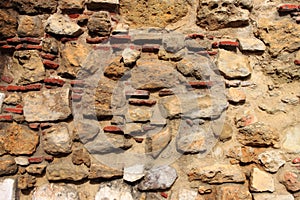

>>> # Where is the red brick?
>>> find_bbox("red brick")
[142,44,160,53]
[93,45,111,51]
[0,86,7,91]
[70,80,85,87]
[0,114,13,121]
[16,105,23,109]
[28,157,43,164]
[134,137,144,143]
[125,90,150,99]
[278,4,299,12]
[161,192,168,198]
[25,83,42,91]
[294,60,300,65]
[6,37,21,43]
[110,35,131,44]
[40,123,52,129]
[68,13,80,19]
[159,89,174,97]
[41,53,57,60]
[186,33,205,39]
[129,99,157,106]
[86,36,108,44]
[189,81,213,88]
[212,42,219,48]
[219,41,239,47]
[71,94,82,101]
[142,125,156,131]
[6,85,26,91]
[111,44,128,51]
[43,60,59,69]
[0,45,15,50]
[4,107,23,114]
[61,37,78,43]
[0,41,7,45]
[20,37,41,44]
[15,44,42,50]
[29,123,40,129]
[103,125,124,134]
[44,78,65,86]
[44,155,54,162]
[1,75,13,84]
[72,88,84,93]
[293,157,300,164]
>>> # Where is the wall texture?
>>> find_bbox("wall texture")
[0,0,299,199]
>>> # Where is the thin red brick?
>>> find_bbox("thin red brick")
[278,4,299,12]
[16,44,42,50]
[103,125,124,134]
[292,157,300,164]
[6,85,26,91]
[0,41,7,45]
[44,155,54,162]
[6,37,21,43]
[0,86,7,91]
[159,89,174,97]
[93,45,111,51]
[43,60,59,69]
[219,41,239,47]
[110,35,131,44]
[4,107,23,114]
[44,78,65,86]
[294,60,300,65]
[61,37,78,43]
[189,81,213,88]
[68,13,80,19]
[142,44,160,53]
[70,80,85,87]
[28,157,43,164]
[41,53,57,60]
[0,114,13,121]
[125,90,150,99]
[72,88,84,93]
[86,36,108,44]
[71,94,82,101]
[186,33,205,39]
[111,44,128,51]
[1,45,15,50]
[29,123,40,129]
[128,99,157,106]
[1,75,13,84]
[25,83,42,91]
[160,192,168,198]
[212,42,219,48]
[134,137,144,143]
[20,37,41,44]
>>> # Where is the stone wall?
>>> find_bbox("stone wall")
[0,0,299,199]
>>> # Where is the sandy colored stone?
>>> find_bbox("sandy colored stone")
[59,0,85,13]
[258,150,286,173]
[0,156,17,176]
[3,93,21,105]
[24,87,71,122]
[89,161,123,179]
[26,164,47,175]
[188,163,246,183]
[18,174,36,190]
[217,184,252,200]
[227,88,246,103]
[12,0,58,14]
[238,37,266,52]
[250,168,274,192]
[32,183,79,200]
[282,123,300,153]
[87,11,111,37]
[104,56,127,80]
[122,48,141,66]
[17,15,43,37]
[127,106,153,122]
[147,127,172,157]
[0,9,17,39]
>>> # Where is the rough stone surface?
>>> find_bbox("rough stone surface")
[0,156,17,176]
[162,32,185,53]
[138,165,177,190]
[17,15,44,37]
[12,0,58,14]
[127,106,153,122]
[2,123,39,155]
[42,37,59,54]
[59,0,85,13]
[188,164,246,183]
[26,164,47,175]
[282,123,300,153]
[227,88,246,103]
[0,93,5,113]
[279,164,300,192]
[45,13,83,37]
[147,127,172,157]
[217,49,252,79]
[250,168,274,192]
[122,48,141,66]
[87,11,111,37]
[8,50,45,85]
[89,161,123,179]
[253,193,294,200]
[0,9,18,39]
[217,184,252,200]
[24,87,71,122]
[32,183,80,200]
[237,122,279,147]
[123,164,145,182]
[197,0,251,30]
[95,181,134,200]
[42,123,72,155]
[238,37,266,52]
[18,174,36,190]
[46,160,89,181]
[72,146,91,167]
[14,157,29,166]
[120,0,188,28]
[104,56,127,80]
[0,178,16,200]
[258,150,286,173]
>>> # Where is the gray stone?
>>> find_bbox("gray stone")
[86,0,119,12]
[87,11,111,37]
[158,47,186,61]
[237,122,279,147]
[282,124,300,153]
[42,123,73,155]
[253,193,294,200]
[45,13,83,37]
[258,150,286,173]
[217,49,252,79]
[32,183,79,200]
[250,168,274,192]
[95,181,134,200]
[123,164,145,182]
[46,160,89,181]
[130,31,163,45]
[0,93,5,113]
[122,48,141,66]
[76,119,100,144]
[162,32,185,53]
[12,0,58,14]
[24,87,71,122]
[42,37,59,54]
[138,165,177,190]
[188,163,246,183]
[0,179,16,200]
[238,37,266,52]
[0,156,17,176]
[9,50,45,85]
[17,15,44,37]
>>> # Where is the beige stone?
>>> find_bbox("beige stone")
[250,168,274,192]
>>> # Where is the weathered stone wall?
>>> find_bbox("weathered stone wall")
[0,0,299,199]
